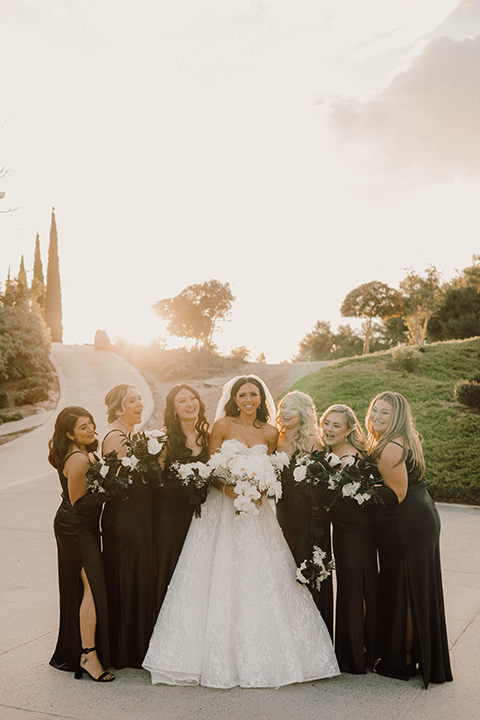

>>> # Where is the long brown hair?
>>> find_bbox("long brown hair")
[365,391,425,479]
[164,384,210,462]
[48,406,98,470]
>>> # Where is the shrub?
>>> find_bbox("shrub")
[0,305,51,381]
[18,375,50,391]
[390,345,422,373]
[15,385,49,405]
[454,379,480,409]
[0,411,23,424]
[0,389,9,408]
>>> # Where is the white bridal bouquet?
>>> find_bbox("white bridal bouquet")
[207,439,289,517]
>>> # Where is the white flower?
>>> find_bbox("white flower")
[342,454,355,466]
[99,462,109,478]
[296,561,308,584]
[312,546,326,566]
[121,455,138,469]
[355,492,372,506]
[293,465,307,482]
[147,437,163,455]
[342,481,361,498]
[325,452,341,467]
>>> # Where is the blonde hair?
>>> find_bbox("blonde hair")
[319,404,366,455]
[365,391,425,479]
[105,384,136,424]
[276,391,323,456]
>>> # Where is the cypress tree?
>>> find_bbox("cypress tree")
[45,207,63,342]
[32,233,45,312]
[16,255,29,305]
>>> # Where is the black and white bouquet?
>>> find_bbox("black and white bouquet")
[167,460,211,517]
[86,450,133,497]
[121,429,167,485]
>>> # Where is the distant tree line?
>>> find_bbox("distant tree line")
[296,257,480,360]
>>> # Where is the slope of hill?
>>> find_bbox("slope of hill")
[293,337,480,505]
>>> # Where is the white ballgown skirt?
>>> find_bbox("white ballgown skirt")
[143,486,339,688]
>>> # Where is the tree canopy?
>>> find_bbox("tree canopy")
[341,280,403,354]
[153,279,235,350]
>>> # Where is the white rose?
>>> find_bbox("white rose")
[99,463,109,478]
[293,465,307,482]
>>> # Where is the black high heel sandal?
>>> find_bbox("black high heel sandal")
[74,646,115,682]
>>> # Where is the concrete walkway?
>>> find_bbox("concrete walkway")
[0,346,479,720]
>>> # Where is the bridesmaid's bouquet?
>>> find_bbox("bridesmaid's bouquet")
[296,545,334,591]
[290,450,383,510]
[168,460,211,517]
[120,429,167,485]
[86,451,133,497]
[207,439,289,517]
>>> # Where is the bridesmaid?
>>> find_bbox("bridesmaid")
[276,391,334,638]
[101,384,156,669]
[48,406,114,682]
[319,404,377,674]
[154,384,210,615]
[365,391,453,687]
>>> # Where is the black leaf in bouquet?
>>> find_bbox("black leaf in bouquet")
[123,429,167,485]
[86,450,133,498]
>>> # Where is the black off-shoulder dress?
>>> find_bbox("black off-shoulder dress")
[50,452,110,672]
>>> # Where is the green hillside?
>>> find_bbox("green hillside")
[293,337,480,505]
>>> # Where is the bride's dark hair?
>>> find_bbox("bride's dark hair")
[164,384,210,462]
[48,406,98,470]
[224,376,269,426]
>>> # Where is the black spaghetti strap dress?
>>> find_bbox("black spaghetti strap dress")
[50,452,110,671]
[101,430,156,668]
[329,479,378,673]
[276,462,334,638]
[371,445,453,688]
[154,445,209,616]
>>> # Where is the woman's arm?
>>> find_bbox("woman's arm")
[102,429,129,458]
[64,453,90,505]
[376,442,408,503]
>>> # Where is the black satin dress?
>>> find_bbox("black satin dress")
[276,465,334,638]
[330,495,378,673]
[371,447,453,688]
[154,446,209,617]
[101,432,156,669]
[50,452,110,671]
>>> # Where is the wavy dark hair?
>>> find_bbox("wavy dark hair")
[224,376,269,426]
[164,384,210,462]
[48,406,98,470]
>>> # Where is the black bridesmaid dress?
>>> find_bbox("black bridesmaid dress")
[101,433,156,669]
[276,464,334,638]
[154,446,209,617]
[329,498,378,673]
[371,447,453,688]
[50,452,110,672]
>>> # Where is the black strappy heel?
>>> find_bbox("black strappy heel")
[74,646,115,682]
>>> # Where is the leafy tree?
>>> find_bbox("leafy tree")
[256,352,267,364]
[377,315,409,347]
[296,321,335,360]
[450,254,480,292]
[44,207,63,343]
[230,346,250,362]
[341,281,403,354]
[153,279,235,350]
[0,303,51,380]
[32,233,45,311]
[16,255,29,306]
[427,286,480,341]
[400,266,442,345]
[331,324,364,358]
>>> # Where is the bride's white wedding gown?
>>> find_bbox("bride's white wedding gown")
[143,444,339,689]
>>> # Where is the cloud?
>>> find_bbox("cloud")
[329,32,480,183]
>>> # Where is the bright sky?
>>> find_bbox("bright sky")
[1,0,479,362]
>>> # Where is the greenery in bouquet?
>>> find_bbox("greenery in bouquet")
[168,460,211,517]
[121,429,167,485]
[320,454,385,511]
[86,450,133,498]
[296,545,334,590]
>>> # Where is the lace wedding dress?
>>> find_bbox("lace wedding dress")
[143,443,339,689]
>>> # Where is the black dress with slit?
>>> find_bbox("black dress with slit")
[330,492,378,673]
[50,452,110,672]
[276,463,334,638]
[371,446,453,687]
[101,431,156,668]
[154,445,209,617]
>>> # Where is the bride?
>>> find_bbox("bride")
[143,376,339,689]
